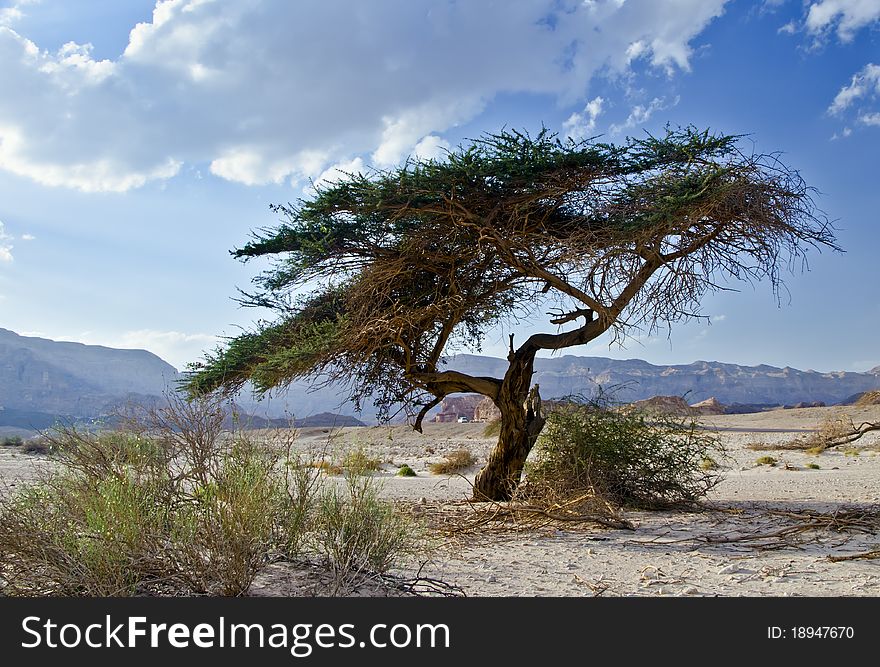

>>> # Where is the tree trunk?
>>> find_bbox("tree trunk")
[473,351,545,501]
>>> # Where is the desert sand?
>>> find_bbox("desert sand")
[3,405,879,597]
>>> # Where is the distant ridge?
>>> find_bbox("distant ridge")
[443,354,880,407]
[2,328,878,428]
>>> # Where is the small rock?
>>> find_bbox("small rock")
[678,586,699,596]
[566,563,578,570]
[487,575,497,583]
[418,496,427,505]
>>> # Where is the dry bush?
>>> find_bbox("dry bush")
[310,446,381,476]
[429,449,476,475]
[313,467,422,592]
[0,396,315,596]
[0,395,422,597]
[519,398,725,510]
[341,447,382,473]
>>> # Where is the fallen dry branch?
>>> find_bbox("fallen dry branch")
[698,506,880,551]
[745,440,816,451]
[820,421,880,449]
[827,550,880,562]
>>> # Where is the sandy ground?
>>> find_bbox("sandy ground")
[3,405,879,596]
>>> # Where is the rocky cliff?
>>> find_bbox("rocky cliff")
[443,354,880,406]
[0,328,178,417]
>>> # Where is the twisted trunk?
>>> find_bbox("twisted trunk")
[473,349,545,501]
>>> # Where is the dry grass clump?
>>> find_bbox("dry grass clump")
[429,448,476,475]
[310,446,382,476]
[482,419,501,438]
[518,397,725,512]
[311,460,344,475]
[0,393,421,597]
[755,455,778,466]
[341,447,382,472]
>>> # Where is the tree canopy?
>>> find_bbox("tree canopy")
[187,126,837,499]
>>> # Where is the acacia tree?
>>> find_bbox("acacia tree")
[186,127,837,501]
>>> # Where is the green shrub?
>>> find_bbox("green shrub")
[806,462,821,470]
[313,467,420,591]
[1,435,23,447]
[755,456,778,466]
[0,395,418,597]
[396,464,417,477]
[522,399,725,509]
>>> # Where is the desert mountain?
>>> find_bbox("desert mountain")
[0,328,363,430]
[0,327,178,417]
[2,328,878,428]
[443,354,880,407]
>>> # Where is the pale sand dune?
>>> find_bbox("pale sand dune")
[2,405,879,596]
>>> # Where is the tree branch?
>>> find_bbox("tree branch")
[406,370,502,401]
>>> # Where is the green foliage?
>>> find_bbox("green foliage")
[1,435,23,447]
[806,462,821,470]
[313,467,421,590]
[524,399,725,508]
[186,124,836,431]
[396,464,417,477]
[0,398,421,597]
[755,456,778,466]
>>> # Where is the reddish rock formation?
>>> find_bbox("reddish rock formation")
[690,396,726,415]
[474,396,501,422]
[433,394,484,422]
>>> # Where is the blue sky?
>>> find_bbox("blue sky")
[0,0,877,373]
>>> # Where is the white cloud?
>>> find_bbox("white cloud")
[829,63,880,114]
[610,96,679,134]
[805,0,880,42]
[412,135,451,162]
[828,63,880,130]
[65,329,219,370]
[563,96,605,141]
[0,220,13,262]
[0,0,729,192]
[20,233,34,240]
[311,157,366,191]
[0,0,38,27]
